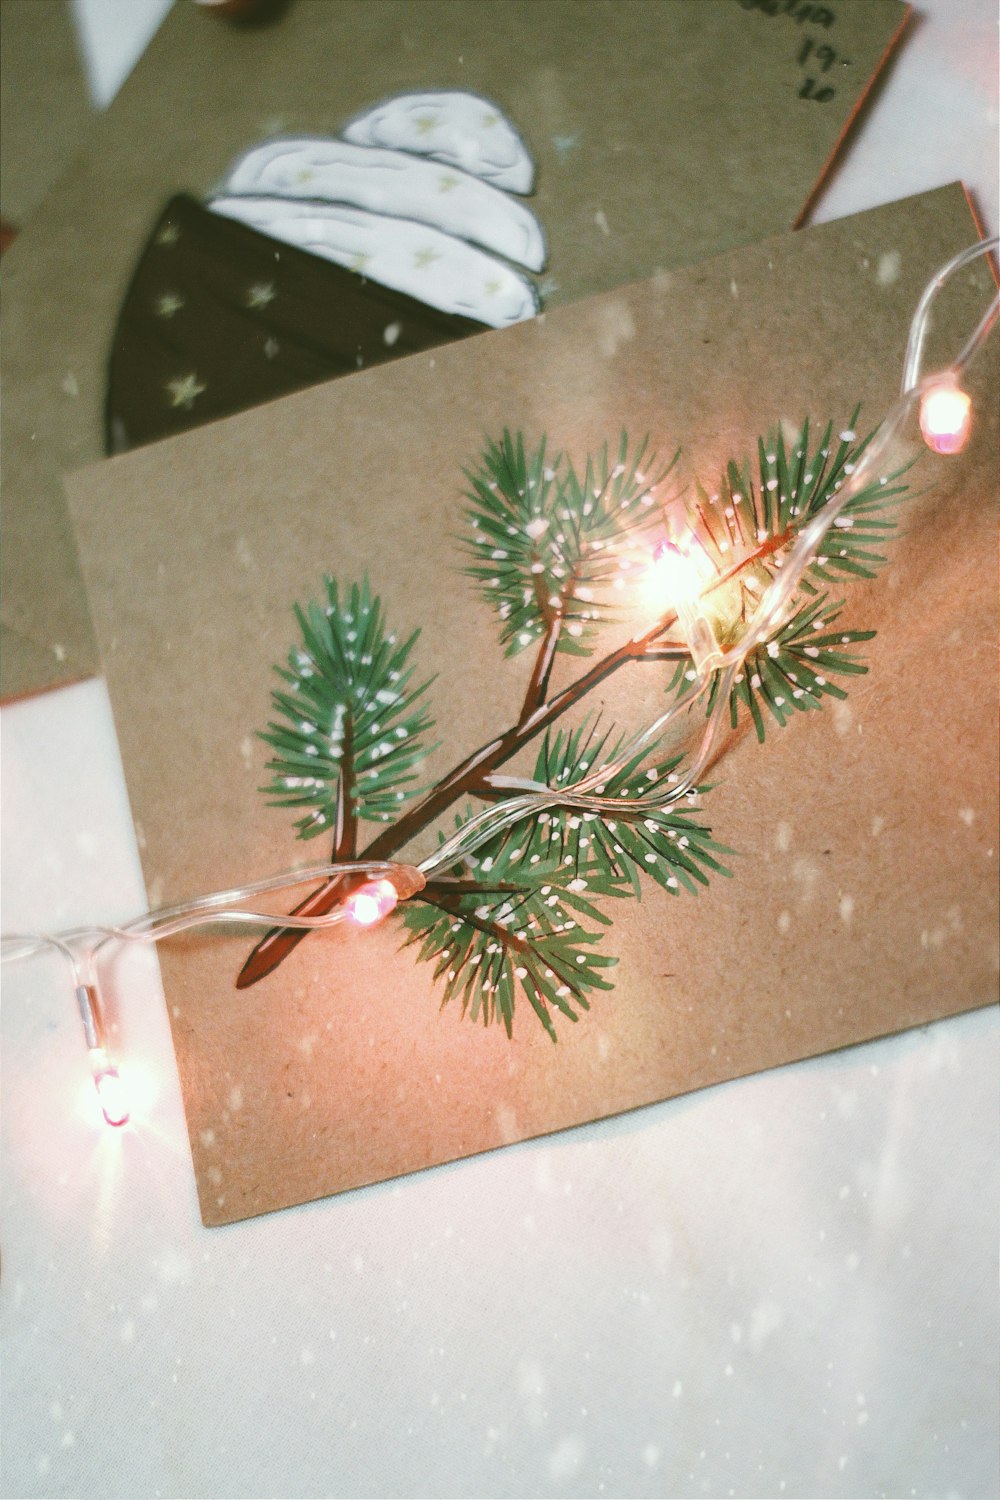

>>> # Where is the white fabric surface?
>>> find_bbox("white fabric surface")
[2,3,998,1497]
[69,0,174,110]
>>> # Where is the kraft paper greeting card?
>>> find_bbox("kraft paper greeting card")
[67,185,997,1225]
[3,0,909,700]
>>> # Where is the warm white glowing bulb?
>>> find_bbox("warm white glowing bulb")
[649,539,724,675]
[89,1050,130,1127]
[345,878,399,928]
[652,540,704,610]
[919,381,972,455]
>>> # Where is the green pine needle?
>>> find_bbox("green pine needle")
[666,415,914,745]
[400,814,619,1041]
[461,429,677,660]
[259,577,436,839]
[708,411,913,594]
[481,719,733,898]
[398,715,732,1039]
[708,594,875,743]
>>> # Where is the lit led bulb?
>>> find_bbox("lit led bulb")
[88,1049,130,1127]
[651,539,724,676]
[653,540,704,610]
[345,878,399,928]
[919,379,972,455]
[75,981,130,1127]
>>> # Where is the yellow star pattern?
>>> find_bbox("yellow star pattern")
[246,282,276,309]
[155,223,180,247]
[413,247,441,269]
[414,114,438,135]
[294,168,315,184]
[437,173,461,193]
[349,252,372,273]
[484,278,502,297]
[481,112,499,128]
[166,373,206,411]
[154,291,185,318]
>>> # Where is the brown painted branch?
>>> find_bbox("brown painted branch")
[236,621,672,987]
[639,643,689,660]
[413,892,533,954]
[518,570,563,725]
[236,526,792,988]
[420,877,525,897]
[234,866,365,987]
[716,527,792,587]
[463,781,528,802]
[332,712,356,861]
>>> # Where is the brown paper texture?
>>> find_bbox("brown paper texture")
[2,0,909,701]
[67,185,998,1226]
[0,0,93,229]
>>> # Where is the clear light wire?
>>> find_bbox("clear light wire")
[901,236,999,392]
[1,860,424,1121]
[1,859,421,971]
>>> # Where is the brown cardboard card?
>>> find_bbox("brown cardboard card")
[66,185,998,1226]
[2,0,910,700]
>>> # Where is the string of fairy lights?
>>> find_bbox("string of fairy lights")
[3,236,997,1127]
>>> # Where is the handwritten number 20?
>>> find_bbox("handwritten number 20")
[799,76,835,101]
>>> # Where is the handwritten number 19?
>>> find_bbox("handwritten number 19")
[798,37,837,70]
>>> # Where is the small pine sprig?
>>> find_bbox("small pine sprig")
[259,578,436,847]
[462,429,676,662]
[480,719,732,900]
[399,720,730,1040]
[698,410,912,598]
[663,414,914,744]
[401,811,620,1040]
[711,595,875,741]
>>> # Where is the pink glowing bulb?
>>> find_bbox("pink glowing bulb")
[919,382,972,455]
[345,878,399,928]
[89,1053,130,1127]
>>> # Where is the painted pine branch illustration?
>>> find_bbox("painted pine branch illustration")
[238,419,911,1038]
